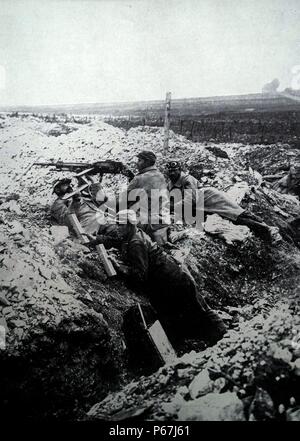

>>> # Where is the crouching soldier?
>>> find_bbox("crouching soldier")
[50,178,110,235]
[89,210,227,346]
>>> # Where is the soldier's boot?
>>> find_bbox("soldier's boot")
[235,212,281,244]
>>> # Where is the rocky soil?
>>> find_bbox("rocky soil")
[0,112,300,420]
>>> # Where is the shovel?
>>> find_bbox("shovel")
[137,303,177,365]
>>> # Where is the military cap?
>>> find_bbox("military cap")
[137,150,156,163]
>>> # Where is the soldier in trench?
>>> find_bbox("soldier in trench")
[50,178,112,235]
[165,160,282,243]
[271,163,300,244]
[119,150,170,245]
[88,209,227,346]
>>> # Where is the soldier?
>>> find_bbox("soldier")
[121,150,170,245]
[271,164,300,246]
[272,163,300,198]
[166,161,281,243]
[90,210,227,346]
[50,178,110,235]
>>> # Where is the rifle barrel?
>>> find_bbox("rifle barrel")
[34,162,57,166]
[34,162,89,168]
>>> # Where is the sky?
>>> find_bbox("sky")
[0,0,300,106]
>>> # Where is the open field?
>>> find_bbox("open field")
[2,92,300,145]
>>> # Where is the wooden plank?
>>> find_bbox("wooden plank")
[61,184,89,200]
[96,244,117,277]
[67,213,89,243]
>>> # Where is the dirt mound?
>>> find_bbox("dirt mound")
[0,197,141,419]
[87,302,300,421]
[238,143,300,176]
[1,114,300,420]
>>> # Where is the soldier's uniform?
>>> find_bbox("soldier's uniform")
[166,165,281,243]
[51,183,109,235]
[272,173,300,198]
[167,171,244,221]
[99,226,227,345]
[125,165,170,244]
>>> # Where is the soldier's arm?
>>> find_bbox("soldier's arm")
[119,175,142,210]
[50,199,72,225]
[87,234,117,249]
[127,175,140,193]
[182,176,199,206]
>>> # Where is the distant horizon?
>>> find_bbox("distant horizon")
[0,90,287,109]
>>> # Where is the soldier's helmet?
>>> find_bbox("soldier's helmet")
[52,178,72,194]
[165,160,182,171]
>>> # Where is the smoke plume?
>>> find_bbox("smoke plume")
[262,78,280,94]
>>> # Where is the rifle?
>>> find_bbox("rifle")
[34,159,134,179]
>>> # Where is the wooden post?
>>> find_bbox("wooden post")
[163,92,171,155]
[190,121,195,140]
[67,213,89,244]
[67,213,117,277]
[260,124,265,143]
[213,125,217,139]
[180,119,184,134]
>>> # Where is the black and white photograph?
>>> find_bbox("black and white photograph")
[0,0,300,427]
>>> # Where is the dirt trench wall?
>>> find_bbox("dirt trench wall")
[0,200,135,419]
[176,231,299,312]
[1,115,300,421]
[0,312,116,420]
